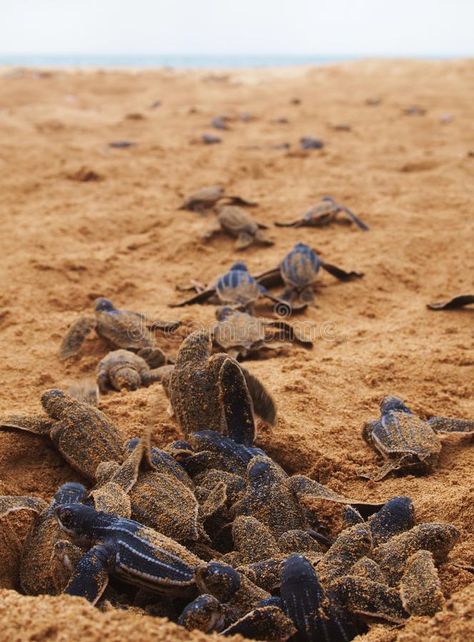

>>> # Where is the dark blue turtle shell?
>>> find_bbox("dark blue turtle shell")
[280,243,321,288]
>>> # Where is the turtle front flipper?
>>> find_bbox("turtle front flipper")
[51,540,85,593]
[147,319,181,333]
[287,475,384,513]
[235,232,254,250]
[240,367,277,427]
[255,267,284,290]
[137,347,167,369]
[427,416,474,433]
[64,542,113,604]
[427,295,474,310]
[0,414,55,435]
[320,260,364,281]
[222,605,296,640]
[266,320,313,347]
[225,195,258,208]
[0,495,48,518]
[141,365,175,387]
[342,206,370,231]
[359,460,405,482]
[59,316,97,360]
[254,230,274,247]
[274,219,304,228]
[219,358,256,446]
[170,288,217,308]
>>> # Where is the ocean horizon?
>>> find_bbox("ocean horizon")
[0,53,463,69]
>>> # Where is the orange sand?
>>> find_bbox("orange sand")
[0,59,473,641]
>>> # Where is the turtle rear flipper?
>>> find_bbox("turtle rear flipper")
[427,295,474,310]
[320,260,364,281]
[241,367,277,427]
[254,229,274,247]
[64,543,112,604]
[358,460,404,482]
[427,416,474,433]
[59,316,97,360]
[342,206,370,231]
[222,605,296,640]
[0,414,55,435]
[219,358,256,446]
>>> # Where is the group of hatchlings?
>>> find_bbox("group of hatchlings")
[0,186,473,642]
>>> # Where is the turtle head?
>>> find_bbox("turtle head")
[41,389,70,418]
[247,455,283,486]
[94,297,116,313]
[53,482,88,507]
[54,503,103,545]
[113,367,141,391]
[195,562,241,601]
[229,262,248,272]
[215,306,235,322]
[380,396,412,415]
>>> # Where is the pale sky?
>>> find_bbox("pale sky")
[0,0,472,57]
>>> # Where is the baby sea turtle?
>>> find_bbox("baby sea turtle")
[165,330,276,445]
[362,396,474,480]
[169,430,267,478]
[171,262,290,312]
[97,349,173,392]
[231,456,383,539]
[280,554,364,642]
[253,243,363,306]
[59,297,179,362]
[178,185,257,212]
[212,306,312,360]
[275,196,369,231]
[0,482,87,595]
[427,294,474,310]
[0,389,124,481]
[55,503,204,603]
[203,206,274,250]
[93,432,203,543]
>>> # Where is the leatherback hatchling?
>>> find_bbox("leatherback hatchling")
[97,349,172,392]
[275,196,369,231]
[203,206,274,249]
[178,185,257,213]
[362,396,474,480]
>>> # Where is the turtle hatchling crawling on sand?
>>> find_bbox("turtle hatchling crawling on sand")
[255,242,363,306]
[171,262,289,313]
[97,349,173,392]
[212,306,313,360]
[178,185,257,213]
[203,206,274,249]
[163,330,276,445]
[362,396,474,480]
[59,297,180,364]
[275,196,369,231]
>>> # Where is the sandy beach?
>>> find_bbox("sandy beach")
[0,59,473,641]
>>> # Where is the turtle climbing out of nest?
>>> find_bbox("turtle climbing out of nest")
[0,389,125,481]
[275,196,369,231]
[253,242,363,307]
[361,396,474,480]
[55,503,205,604]
[203,206,274,250]
[59,297,180,366]
[171,262,291,313]
[178,185,257,213]
[427,294,474,310]
[161,330,277,446]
